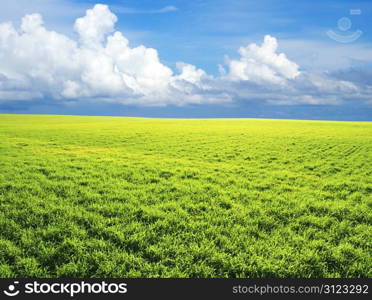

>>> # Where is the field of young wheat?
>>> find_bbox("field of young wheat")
[0,114,371,277]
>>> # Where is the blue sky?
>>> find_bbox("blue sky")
[0,0,371,120]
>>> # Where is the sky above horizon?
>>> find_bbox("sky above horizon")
[0,0,371,120]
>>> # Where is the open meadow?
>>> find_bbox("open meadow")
[0,114,371,277]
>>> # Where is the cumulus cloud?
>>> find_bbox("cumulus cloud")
[217,35,369,106]
[74,4,117,46]
[0,4,369,107]
[225,35,300,85]
[0,4,225,106]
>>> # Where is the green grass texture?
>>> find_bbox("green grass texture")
[0,114,371,278]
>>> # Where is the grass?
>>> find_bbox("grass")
[0,114,371,278]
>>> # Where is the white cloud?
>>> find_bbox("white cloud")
[226,35,300,85]
[174,62,208,86]
[266,95,342,106]
[0,4,223,106]
[216,35,367,106]
[0,4,369,107]
[74,4,117,47]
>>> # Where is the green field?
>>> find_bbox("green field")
[0,114,371,278]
